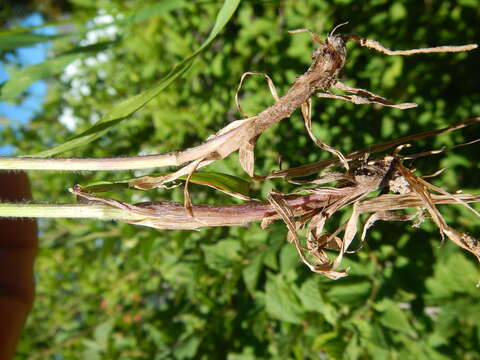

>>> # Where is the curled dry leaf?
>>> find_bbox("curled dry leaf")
[301,97,349,170]
[62,29,479,279]
[71,149,480,277]
[394,160,480,259]
[235,71,280,118]
[267,117,480,180]
[318,81,418,109]
[239,136,258,178]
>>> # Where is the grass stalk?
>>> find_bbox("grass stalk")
[0,202,144,221]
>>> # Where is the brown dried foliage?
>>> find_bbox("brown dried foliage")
[72,27,479,278]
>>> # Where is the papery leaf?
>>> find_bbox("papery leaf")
[239,136,257,177]
[302,97,349,169]
[183,158,204,217]
[235,71,279,117]
[268,117,480,179]
[323,80,417,109]
[361,211,416,242]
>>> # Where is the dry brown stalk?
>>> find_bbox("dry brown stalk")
[7,26,479,278]
[70,180,480,230]
[129,30,477,187]
[71,150,480,279]
[70,27,478,278]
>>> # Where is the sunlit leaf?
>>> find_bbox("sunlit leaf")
[374,299,416,337]
[327,281,371,305]
[426,253,480,299]
[93,319,114,350]
[265,273,303,324]
[126,0,187,24]
[83,171,252,200]
[242,251,264,294]
[201,239,242,271]
[312,332,346,360]
[0,33,63,51]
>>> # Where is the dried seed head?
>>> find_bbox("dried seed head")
[326,33,347,59]
[388,173,411,194]
[327,22,349,59]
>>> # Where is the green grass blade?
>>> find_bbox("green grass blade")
[180,171,252,200]
[31,0,241,158]
[125,0,187,24]
[0,33,64,51]
[31,59,193,158]
[0,1,187,40]
[190,0,241,57]
[0,1,187,51]
[0,54,78,101]
[0,18,76,37]
[0,40,116,102]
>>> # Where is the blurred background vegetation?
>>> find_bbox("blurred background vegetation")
[1,0,479,359]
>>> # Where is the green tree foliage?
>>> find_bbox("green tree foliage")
[1,0,479,358]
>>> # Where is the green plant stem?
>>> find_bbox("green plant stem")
[0,154,178,171]
[0,203,145,221]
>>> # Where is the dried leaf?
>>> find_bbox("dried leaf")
[360,211,417,244]
[235,72,280,118]
[183,158,204,217]
[346,34,478,55]
[330,203,360,270]
[396,162,448,239]
[358,193,480,213]
[302,98,349,169]
[288,28,323,44]
[322,81,417,109]
[268,117,479,180]
[416,175,480,218]
[239,136,258,177]
[267,191,322,274]
[443,227,480,261]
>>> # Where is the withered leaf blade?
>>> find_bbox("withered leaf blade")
[396,161,448,238]
[361,211,417,243]
[318,84,417,109]
[235,71,280,118]
[301,98,349,170]
[239,136,258,178]
[347,34,478,56]
[183,158,205,218]
[268,117,479,180]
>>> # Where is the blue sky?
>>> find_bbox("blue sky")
[0,13,54,155]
